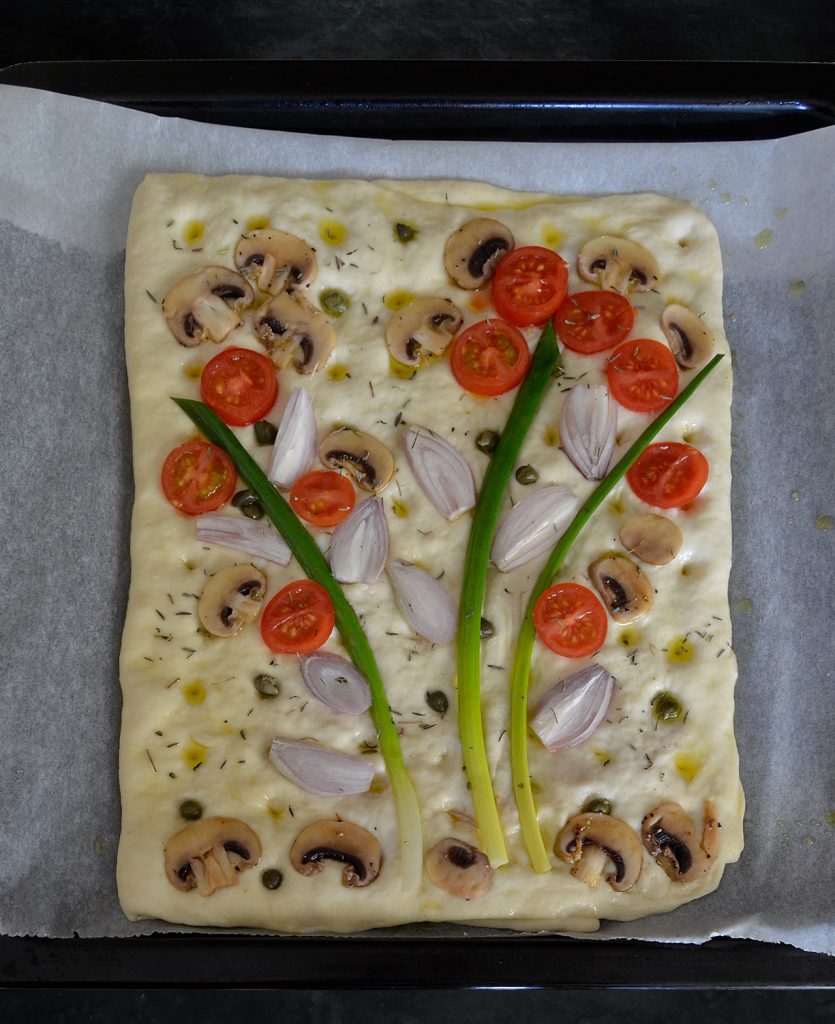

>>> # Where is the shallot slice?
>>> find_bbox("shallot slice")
[530,664,616,752]
[195,513,291,565]
[269,737,374,797]
[559,383,618,480]
[491,485,579,572]
[329,497,389,584]
[402,425,476,520]
[388,560,457,644]
[268,387,317,489]
[298,652,373,715]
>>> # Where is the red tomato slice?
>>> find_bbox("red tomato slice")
[450,318,531,396]
[533,582,608,659]
[606,338,679,413]
[290,470,356,527]
[200,346,278,427]
[260,579,335,654]
[554,291,635,354]
[161,440,237,516]
[492,246,569,326]
[627,442,709,509]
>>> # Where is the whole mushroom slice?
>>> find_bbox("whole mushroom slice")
[588,554,654,623]
[661,304,715,370]
[426,838,493,900]
[319,428,395,493]
[162,266,254,347]
[234,228,317,295]
[555,812,643,892]
[164,817,262,896]
[385,297,464,367]
[198,564,267,637]
[619,513,683,566]
[641,801,720,883]
[443,217,515,289]
[577,236,659,294]
[254,291,335,374]
[290,819,382,887]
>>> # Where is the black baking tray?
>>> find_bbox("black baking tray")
[0,59,833,991]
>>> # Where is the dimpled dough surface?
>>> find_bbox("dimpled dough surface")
[118,173,743,933]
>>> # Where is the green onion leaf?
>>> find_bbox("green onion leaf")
[510,353,725,872]
[457,322,561,867]
[172,397,423,888]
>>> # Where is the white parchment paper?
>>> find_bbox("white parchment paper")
[0,84,832,954]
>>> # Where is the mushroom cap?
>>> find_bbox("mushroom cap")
[426,838,493,900]
[577,236,659,294]
[641,801,719,883]
[197,564,267,637]
[319,428,395,493]
[588,553,654,623]
[443,217,515,289]
[234,228,317,295]
[385,297,464,367]
[289,818,382,887]
[164,817,262,896]
[254,291,335,374]
[555,812,643,892]
[162,266,254,347]
[618,513,683,566]
[661,304,715,370]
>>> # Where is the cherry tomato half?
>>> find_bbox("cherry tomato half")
[450,318,532,396]
[200,346,279,427]
[290,470,356,527]
[161,439,237,516]
[627,442,709,509]
[606,338,679,413]
[533,582,608,659]
[554,291,635,354]
[492,246,569,327]
[260,579,335,654]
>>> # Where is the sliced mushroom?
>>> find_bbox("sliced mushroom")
[555,812,643,892]
[198,564,267,637]
[234,228,317,295]
[619,513,683,565]
[641,801,720,883]
[588,554,654,623]
[254,291,335,374]
[319,428,395,493]
[443,218,515,289]
[385,297,464,367]
[162,266,254,347]
[164,817,261,896]
[426,838,493,900]
[290,819,381,887]
[661,304,715,369]
[577,236,659,294]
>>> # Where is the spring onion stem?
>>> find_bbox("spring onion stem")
[510,353,725,872]
[173,397,423,889]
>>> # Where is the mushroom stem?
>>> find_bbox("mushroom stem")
[193,294,242,342]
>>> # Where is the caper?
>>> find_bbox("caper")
[254,673,281,698]
[515,464,539,485]
[179,799,203,821]
[232,489,265,520]
[426,689,449,714]
[651,691,685,723]
[394,221,418,243]
[476,429,500,455]
[320,287,351,318]
[261,868,284,890]
[480,617,495,640]
[582,797,612,815]
[254,420,278,446]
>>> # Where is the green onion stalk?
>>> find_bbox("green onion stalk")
[457,322,561,868]
[173,398,424,889]
[509,353,725,872]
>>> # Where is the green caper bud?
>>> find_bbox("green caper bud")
[261,868,284,890]
[254,420,278,446]
[515,464,539,485]
[232,489,264,520]
[651,691,685,723]
[394,221,418,243]
[476,429,500,455]
[479,617,495,640]
[320,287,351,317]
[582,797,612,815]
[254,673,281,698]
[179,799,203,821]
[426,689,449,714]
